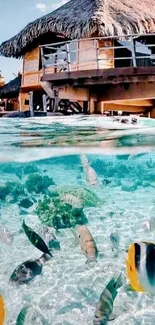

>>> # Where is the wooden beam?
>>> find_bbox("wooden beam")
[97,82,155,102]
[41,66,155,84]
[110,99,153,107]
[103,103,150,113]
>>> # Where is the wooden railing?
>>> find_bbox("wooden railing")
[40,34,155,75]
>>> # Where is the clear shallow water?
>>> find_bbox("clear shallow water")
[1,116,155,324]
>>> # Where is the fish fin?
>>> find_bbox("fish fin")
[0,295,6,325]
[16,304,31,325]
[70,228,80,247]
[109,308,120,321]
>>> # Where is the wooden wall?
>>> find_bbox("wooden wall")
[19,92,30,111]
[22,47,41,88]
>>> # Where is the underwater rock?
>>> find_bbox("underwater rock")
[0,181,25,202]
[121,180,138,192]
[25,174,55,194]
[23,164,39,175]
[19,198,34,209]
[49,185,102,208]
[36,196,88,229]
[143,181,151,188]
[0,184,10,200]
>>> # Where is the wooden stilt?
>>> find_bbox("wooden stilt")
[29,91,34,117]
[150,107,155,118]
[42,94,47,113]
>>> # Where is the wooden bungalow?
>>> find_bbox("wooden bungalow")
[0,74,21,113]
[1,0,155,116]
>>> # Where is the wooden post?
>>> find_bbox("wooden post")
[150,107,155,118]
[131,37,137,67]
[19,92,22,111]
[42,94,47,113]
[40,47,45,75]
[95,39,99,70]
[66,43,71,72]
[89,99,95,114]
[83,101,89,114]
[29,91,34,117]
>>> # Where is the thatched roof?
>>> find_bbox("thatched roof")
[0,75,21,98]
[1,0,155,58]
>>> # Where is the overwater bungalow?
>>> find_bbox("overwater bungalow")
[1,0,155,116]
[0,74,21,114]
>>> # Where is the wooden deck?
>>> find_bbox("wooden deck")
[41,66,155,86]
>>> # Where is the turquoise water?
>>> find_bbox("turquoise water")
[1,116,155,324]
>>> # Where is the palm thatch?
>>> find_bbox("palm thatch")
[0,75,21,98]
[1,0,155,58]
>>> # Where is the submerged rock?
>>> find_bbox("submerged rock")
[36,196,88,229]
[0,181,25,202]
[121,180,138,192]
[25,174,55,194]
[23,164,39,175]
[19,198,34,209]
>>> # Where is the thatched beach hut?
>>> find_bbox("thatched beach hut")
[0,74,21,111]
[1,0,155,116]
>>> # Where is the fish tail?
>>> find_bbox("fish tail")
[39,253,52,264]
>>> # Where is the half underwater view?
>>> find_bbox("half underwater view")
[1,115,155,325]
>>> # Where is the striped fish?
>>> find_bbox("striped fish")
[16,304,31,325]
[80,154,98,186]
[61,194,82,208]
[93,273,123,325]
[126,241,155,293]
[85,165,98,186]
[16,304,49,325]
[80,154,89,169]
[0,226,14,245]
[75,225,98,263]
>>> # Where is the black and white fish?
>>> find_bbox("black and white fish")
[93,273,123,325]
[10,254,50,285]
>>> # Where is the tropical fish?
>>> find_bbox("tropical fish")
[0,295,6,325]
[16,304,49,325]
[80,154,98,186]
[85,165,98,186]
[22,220,52,257]
[75,225,98,263]
[16,304,31,325]
[10,254,50,285]
[126,241,155,293]
[0,226,14,245]
[60,193,82,208]
[93,273,123,325]
[110,231,120,252]
[80,154,89,169]
[39,225,60,250]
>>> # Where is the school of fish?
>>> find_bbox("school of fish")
[1,155,155,324]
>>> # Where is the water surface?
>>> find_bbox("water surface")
[0,116,155,324]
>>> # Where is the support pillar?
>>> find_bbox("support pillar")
[150,107,155,118]
[96,102,104,114]
[29,91,34,117]
[42,94,47,113]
